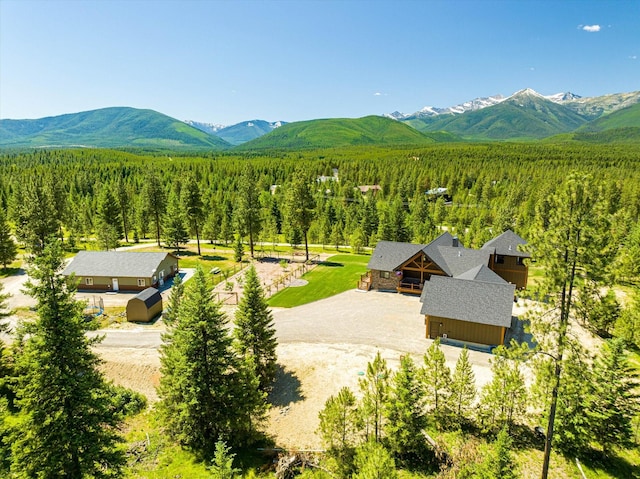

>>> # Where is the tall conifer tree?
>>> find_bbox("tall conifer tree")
[11,239,124,477]
[233,265,277,391]
[158,266,265,452]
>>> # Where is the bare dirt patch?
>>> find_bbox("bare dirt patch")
[96,342,405,449]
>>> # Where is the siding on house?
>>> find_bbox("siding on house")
[64,251,179,292]
[425,315,506,346]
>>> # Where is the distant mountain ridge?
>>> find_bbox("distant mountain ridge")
[0,107,231,150]
[234,115,455,150]
[1,88,639,150]
[390,88,639,121]
[400,88,640,141]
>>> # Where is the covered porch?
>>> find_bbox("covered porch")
[396,251,445,295]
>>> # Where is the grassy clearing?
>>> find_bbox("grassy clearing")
[123,411,273,478]
[267,254,369,308]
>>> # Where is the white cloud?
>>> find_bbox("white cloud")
[373,92,382,96]
[630,55,638,60]
[582,24,601,32]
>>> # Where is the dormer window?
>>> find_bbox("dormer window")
[496,255,505,264]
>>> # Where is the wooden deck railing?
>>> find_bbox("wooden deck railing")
[397,281,423,294]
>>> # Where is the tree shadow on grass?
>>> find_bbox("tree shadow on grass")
[319,261,344,268]
[267,364,305,407]
[576,449,640,479]
[200,255,226,262]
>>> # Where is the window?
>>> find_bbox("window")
[85,278,93,286]
[517,257,525,266]
[137,279,146,287]
[495,255,505,264]
[380,271,390,279]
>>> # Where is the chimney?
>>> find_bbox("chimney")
[452,236,459,247]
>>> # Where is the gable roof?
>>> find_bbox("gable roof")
[131,287,162,307]
[368,241,425,271]
[419,275,515,328]
[482,230,530,258]
[63,251,175,278]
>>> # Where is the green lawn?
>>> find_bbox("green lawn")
[267,254,370,308]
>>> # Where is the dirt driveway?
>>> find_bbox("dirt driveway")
[97,288,497,449]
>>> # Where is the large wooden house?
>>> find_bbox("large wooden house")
[63,251,179,292]
[360,230,529,346]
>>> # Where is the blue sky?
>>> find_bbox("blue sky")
[1,0,638,125]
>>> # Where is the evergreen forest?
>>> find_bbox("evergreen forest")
[0,142,639,478]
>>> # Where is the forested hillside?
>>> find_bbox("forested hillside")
[235,116,456,150]
[0,107,231,150]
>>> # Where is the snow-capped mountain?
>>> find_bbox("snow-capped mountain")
[546,91,582,103]
[184,120,226,134]
[393,89,590,120]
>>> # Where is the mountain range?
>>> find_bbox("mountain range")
[1,88,639,150]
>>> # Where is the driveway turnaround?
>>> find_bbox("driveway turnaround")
[271,289,493,370]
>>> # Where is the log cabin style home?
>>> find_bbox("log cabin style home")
[360,230,529,346]
[63,251,179,292]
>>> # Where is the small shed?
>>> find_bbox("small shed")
[126,287,163,322]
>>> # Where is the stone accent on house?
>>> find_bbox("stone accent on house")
[370,269,400,291]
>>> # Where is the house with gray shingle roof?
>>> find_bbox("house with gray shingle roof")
[482,230,530,289]
[420,272,515,346]
[360,230,529,346]
[63,251,179,292]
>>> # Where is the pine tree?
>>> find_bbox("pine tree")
[10,239,125,477]
[143,171,166,247]
[409,194,436,244]
[95,186,122,250]
[529,173,612,479]
[478,427,519,479]
[389,198,409,242]
[284,169,315,261]
[116,178,131,243]
[209,441,240,479]
[158,266,264,452]
[11,177,60,252]
[319,386,360,476]
[421,339,452,426]
[163,189,189,252]
[163,272,184,325]
[0,207,17,269]
[235,166,262,258]
[479,345,527,433]
[588,338,639,454]
[359,352,389,442]
[384,354,427,462]
[234,233,244,262]
[182,175,204,255]
[353,440,398,479]
[449,347,476,427]
[234,265,278,391]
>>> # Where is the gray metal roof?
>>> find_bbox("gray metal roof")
[482,230,530,258]
[132,287,162,308]
[419,275,515,327]
[63,251,174,278]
